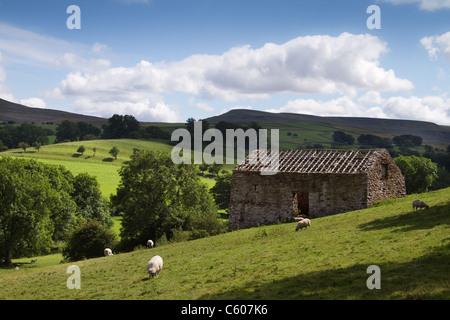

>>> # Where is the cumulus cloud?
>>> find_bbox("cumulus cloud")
[266,93,450,124]
[19,97,47,109]
[421,32,450,60]
[49,32,413,121]
[71,94,182,123]
[382,0,450,10]
[52,33,414,100]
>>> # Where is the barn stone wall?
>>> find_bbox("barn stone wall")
[229,148,406,231]
[229,171,368,230]
[366,150,406,205]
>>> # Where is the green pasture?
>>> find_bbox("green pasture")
[1,187,448,300]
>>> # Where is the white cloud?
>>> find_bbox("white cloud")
[92,43,108,54]
[266,93,450,124]
[49,33,413,121]
[19,97,46,109]
[0,52,5,83]
[383,95,450,123]
[382,0,450,10]
[72,94,182,122]
[421,32,450,60]
[195,102,214,112]
[0,23,111,73]
[358,90,385,105]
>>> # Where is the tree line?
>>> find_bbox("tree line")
[0,150,229,264]
[0,158,110,266]
[0,114,171,151]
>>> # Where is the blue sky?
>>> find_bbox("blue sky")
[1,0,450,124]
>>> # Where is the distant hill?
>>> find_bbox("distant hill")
[206,109,450,146]
[0,98,107,127]
[2,98,449,146]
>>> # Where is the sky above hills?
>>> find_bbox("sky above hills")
[1,0,450,124]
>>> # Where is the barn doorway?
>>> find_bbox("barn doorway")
[293,192,309,217]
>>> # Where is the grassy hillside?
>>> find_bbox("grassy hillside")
[0,98,107,127]
[2,139,177,197]
[207,109,450,146]
[1,188,448,300]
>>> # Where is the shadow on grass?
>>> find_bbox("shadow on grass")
[359,203,450,233]
[102,157,114,162]
[72,153,82,158]
[199,242,450,300]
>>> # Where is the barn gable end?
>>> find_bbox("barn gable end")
[229,148,406,230]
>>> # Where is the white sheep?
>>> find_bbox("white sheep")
[147,240,154,248]
[295,218,311,231]
[412,200,429,211]
[104,248,113,256]
[147,255,163,279]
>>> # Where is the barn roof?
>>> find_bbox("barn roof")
[234,148,388,174]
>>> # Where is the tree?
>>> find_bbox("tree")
[394,155,438,194]
[71,173,112,227]
[109,146,120,160]
[62,220,117,261]
[199,162,209,175]
[357,134,392,148]
[113,150,223,251]
[393,135,422,147]
[210,172,232,210]
[207,163,223,178]
[0,158,77,265]
[77,145,86,155]
[56,120,79,142]
[332,131,355,145]
[33,141,41,152]
[101,114,140,139]
[18,141,30,153]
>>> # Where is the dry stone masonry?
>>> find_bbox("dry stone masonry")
[229,148,406,230]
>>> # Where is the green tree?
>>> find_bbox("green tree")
[210,172,232,210]
[18,141,29,153]
[101,114,140,139]
[332,131,355,146]
[113,150,223,251]
[394,155,438,194]
[77,145,86,155]
[207,163,223,178]
[62,220,117,261]
[109,146,119,160]
[0,158,77,265]
[71,173,112,227]
[56,120,79,142]
[33,141,41,152]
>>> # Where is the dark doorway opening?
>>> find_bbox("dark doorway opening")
[293,192,309,217]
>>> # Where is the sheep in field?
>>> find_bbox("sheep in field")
[295,218,311,231]
[104,248,113,256]
[412,200,429,211]
[147,255,163,279]
[147,240,154,248]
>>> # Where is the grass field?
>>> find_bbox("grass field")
[2,138,222,197]
[1,187,448,300]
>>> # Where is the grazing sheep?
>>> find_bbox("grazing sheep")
[412,200,429,211]
[295,218,311,231]
[147,240,154,248]
[147,255,163,279]
[104,248,113,256]
[31,259,37,263]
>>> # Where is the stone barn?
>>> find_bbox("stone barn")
[229,148,406,230]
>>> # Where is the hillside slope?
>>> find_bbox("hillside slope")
[1,188,448,300]
[206,109,450,146]
[0,98,107,127]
